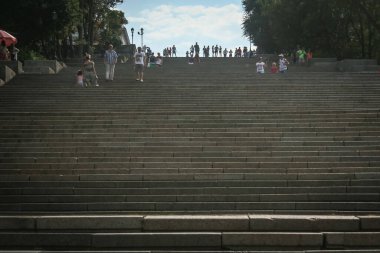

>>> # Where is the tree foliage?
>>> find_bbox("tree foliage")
[242,0,380,59]
[0,0,127,59]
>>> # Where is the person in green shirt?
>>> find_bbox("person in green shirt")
[298,48,306,64]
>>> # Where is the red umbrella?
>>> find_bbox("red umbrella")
[0,30,17,47]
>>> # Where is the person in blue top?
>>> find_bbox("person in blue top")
[104,44,118,81]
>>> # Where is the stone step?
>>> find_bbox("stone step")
[2,214,379,232]
[1,163,380,171]
[0,145,379,153]
[0,189,379,199]
[2,180,379,190]
[1,136,378,142]
[1,167,380,175]
[4,84,378,90]
[2,178,379,187]
[22,66,55,74]
[1,58,380,250]
[1,127,380,134]
[1,107,379,111]
[0,112,378,119]
[1,140,379,147]
[0,110,378,117]
[1,172,380,181]
[3,77,380,86]
[2,125,379,131]
[0,186,379,196]
[1,127,379,133]
[1,150,379,157]
[0,250,379,253]
[1,153,380,162]
[0,231,379,249]
[2,201,379,212]
[0,232,319,249]
[1,160,379,169]
[2,88,380,93]
[8,71,380,78]
[0,193,378,204]
[22,60,64,74]
[1,157,380,165]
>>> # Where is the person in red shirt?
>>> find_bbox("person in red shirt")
[307,50,313,65]
[271,62,278,73]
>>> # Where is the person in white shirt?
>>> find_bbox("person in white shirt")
[134,47,146,82]
[278,54,290,73]
[256,57,266,74]
[155,53,163,67]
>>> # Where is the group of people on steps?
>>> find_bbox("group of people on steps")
[256,54,290,74]
[77,44,298,86]
[77,45,147,87]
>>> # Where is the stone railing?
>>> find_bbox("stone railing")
[0,60,67,86]
[23,60,65,74]
[0,61,22,85]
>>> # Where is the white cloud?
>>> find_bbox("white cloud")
[125,3,249,56]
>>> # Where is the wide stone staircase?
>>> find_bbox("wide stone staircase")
[0,57,380,252]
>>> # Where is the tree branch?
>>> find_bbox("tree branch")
[355,1,380,32]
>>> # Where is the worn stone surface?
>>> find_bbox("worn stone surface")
[0,233,92,247]
[37,215,143,230]
[24,60,63,73]
[0,65,16,83]
[359,216,380,230]
[93,232,222,248]
[143,215,249,231]
[249,215,360,232]
[0,58,380,251]
[326,232,380,247]
[222,232,323,247]
[0,216,35,230]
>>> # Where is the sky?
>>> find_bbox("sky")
[116,0,250,56]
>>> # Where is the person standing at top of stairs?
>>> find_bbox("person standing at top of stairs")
[134,47,146,83]
[172,45,177,57]
[104,44,118,82]
[194,42,200,56]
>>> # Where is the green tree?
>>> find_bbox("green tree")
[0,0,126,59]
[242,0,380,59]
[79,0,124,55]
[98,9,128,49]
